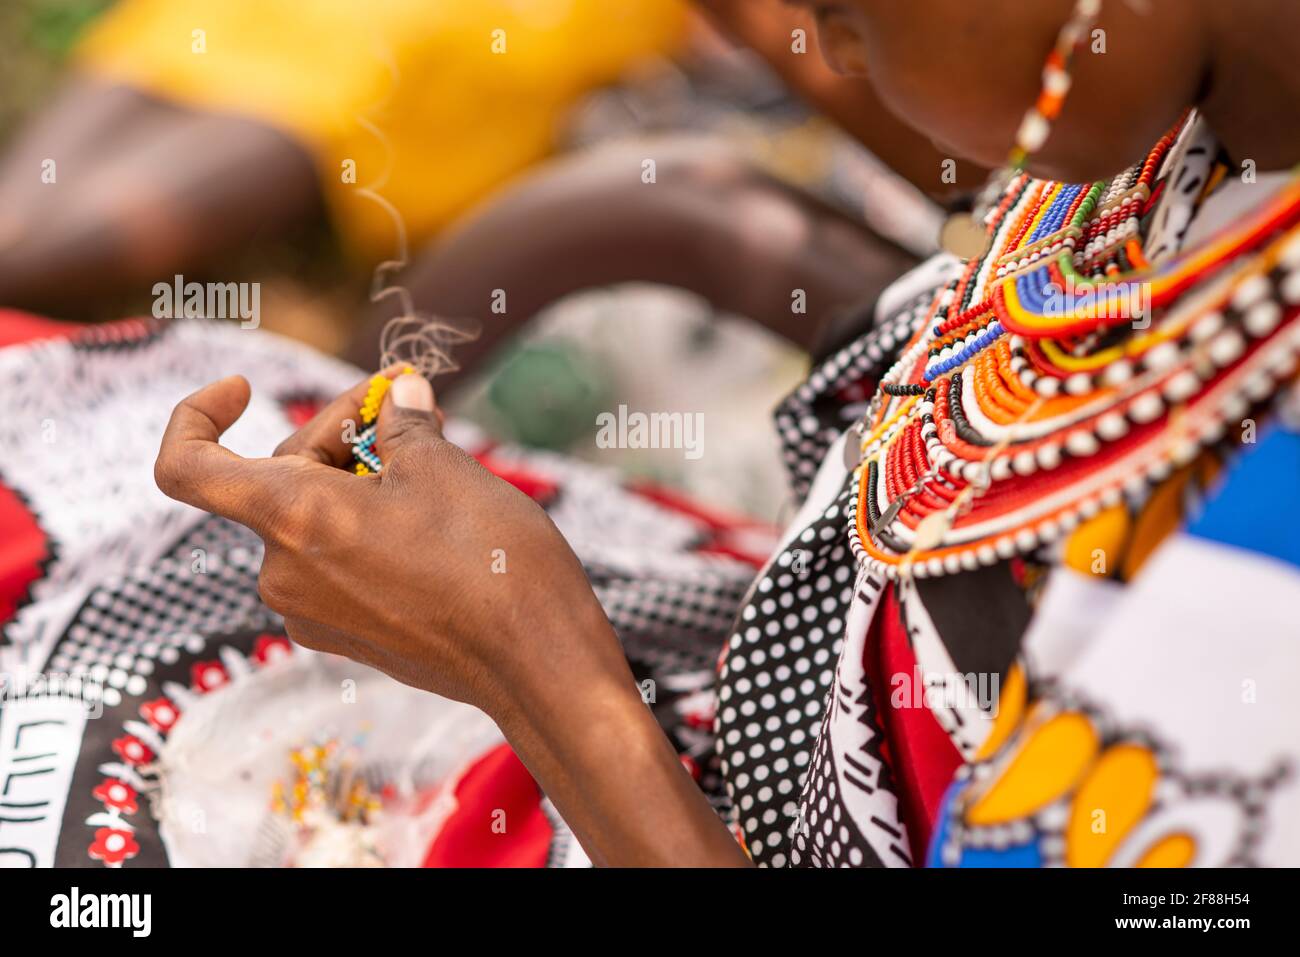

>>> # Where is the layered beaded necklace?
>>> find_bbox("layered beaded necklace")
[849,121,1300,580]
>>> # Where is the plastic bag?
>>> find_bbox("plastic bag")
[153,648,504,867]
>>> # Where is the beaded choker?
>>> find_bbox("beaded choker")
[851,118,1300,580]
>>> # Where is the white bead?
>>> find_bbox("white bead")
[1244,370,1274,401]
[1280,231,1300,269]
[1230,273,1271,311]
[1200,417,1227,443]
[1268,348,1297,379]
[1163,370,1202,403]
[1189,310,1225,342]
[1281,271,1300,305]
[1144,341,1182,372]
[1036,443,1063,470]
[1064,373,1092,395]
[1096,412,1129,440]
[1016,112,1051,153]
[1065,430,1100,457]
[1128,392,1165,424]
[1221,394,1249,421]
[1102,360,1134,387]
[1244,301,1283,338]
[1169,437,1199,466]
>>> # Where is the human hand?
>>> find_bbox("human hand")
[153,371,630,731]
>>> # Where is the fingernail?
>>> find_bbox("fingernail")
[390,372,434,411]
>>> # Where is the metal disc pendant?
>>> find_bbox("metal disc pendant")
[940,212,992,261]
[843,423,863,471]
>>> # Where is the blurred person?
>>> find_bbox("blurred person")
[3,0,1299,869]
[0,0,688,313]
[0,0,975,351]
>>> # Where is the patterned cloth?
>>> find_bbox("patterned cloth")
[4,122,1299,869]
[0,317,769,867]
[716,119,1300,868]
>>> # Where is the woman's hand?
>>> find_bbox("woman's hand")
[154,370,624,722]
[153,371,749,866]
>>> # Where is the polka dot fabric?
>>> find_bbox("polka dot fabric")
[717,479,861,865]
[718,278,937,867]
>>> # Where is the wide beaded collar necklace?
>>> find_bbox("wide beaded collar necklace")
[850,121,1300,581]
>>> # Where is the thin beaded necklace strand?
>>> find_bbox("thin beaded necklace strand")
[853,116,1300,580]
[939,0,1104,260]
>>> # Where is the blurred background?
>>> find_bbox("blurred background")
[0,0,944,521]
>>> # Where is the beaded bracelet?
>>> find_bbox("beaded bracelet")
[352,366,414,476]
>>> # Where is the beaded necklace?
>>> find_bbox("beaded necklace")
[850,120,1300,581]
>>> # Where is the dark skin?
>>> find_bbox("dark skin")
[155,369,749,867]
[2,4,950,326]
[157,0,1297,866]
[347,137,917,374]
[0,79,320,314]
[789,0,1300,184]
[697,0,989,195]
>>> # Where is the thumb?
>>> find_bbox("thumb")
[375,371,445,465]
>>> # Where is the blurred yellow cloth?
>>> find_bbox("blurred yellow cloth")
[76,0,685,256]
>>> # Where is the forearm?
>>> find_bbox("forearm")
[494,611,750,867]
[347,137,912,375]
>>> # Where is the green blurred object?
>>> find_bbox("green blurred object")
[27,0,113,55]
[1,0,116,137]
[486,342,608,450]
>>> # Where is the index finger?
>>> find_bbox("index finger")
[154,375,298,534]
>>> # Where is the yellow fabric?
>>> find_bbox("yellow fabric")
[966,709,1100,826]
[1065,743,1158,868]
[76,0,686,256]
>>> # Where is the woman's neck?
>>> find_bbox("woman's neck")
[1200,0,1300,172]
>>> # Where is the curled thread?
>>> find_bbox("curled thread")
[378,314,475,380]
[355,36,475,381]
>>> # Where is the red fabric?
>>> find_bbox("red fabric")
[473,452,560,505]
[0,482,47,627]
[866,584,962,863]
[627,482,776,568]
[0,310,81,348]
[421,743,555,868]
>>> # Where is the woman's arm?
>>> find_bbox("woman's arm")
[153,371,749,866]
[0,77,320,315]
[501,630,749,866]
[348,136,915,376]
